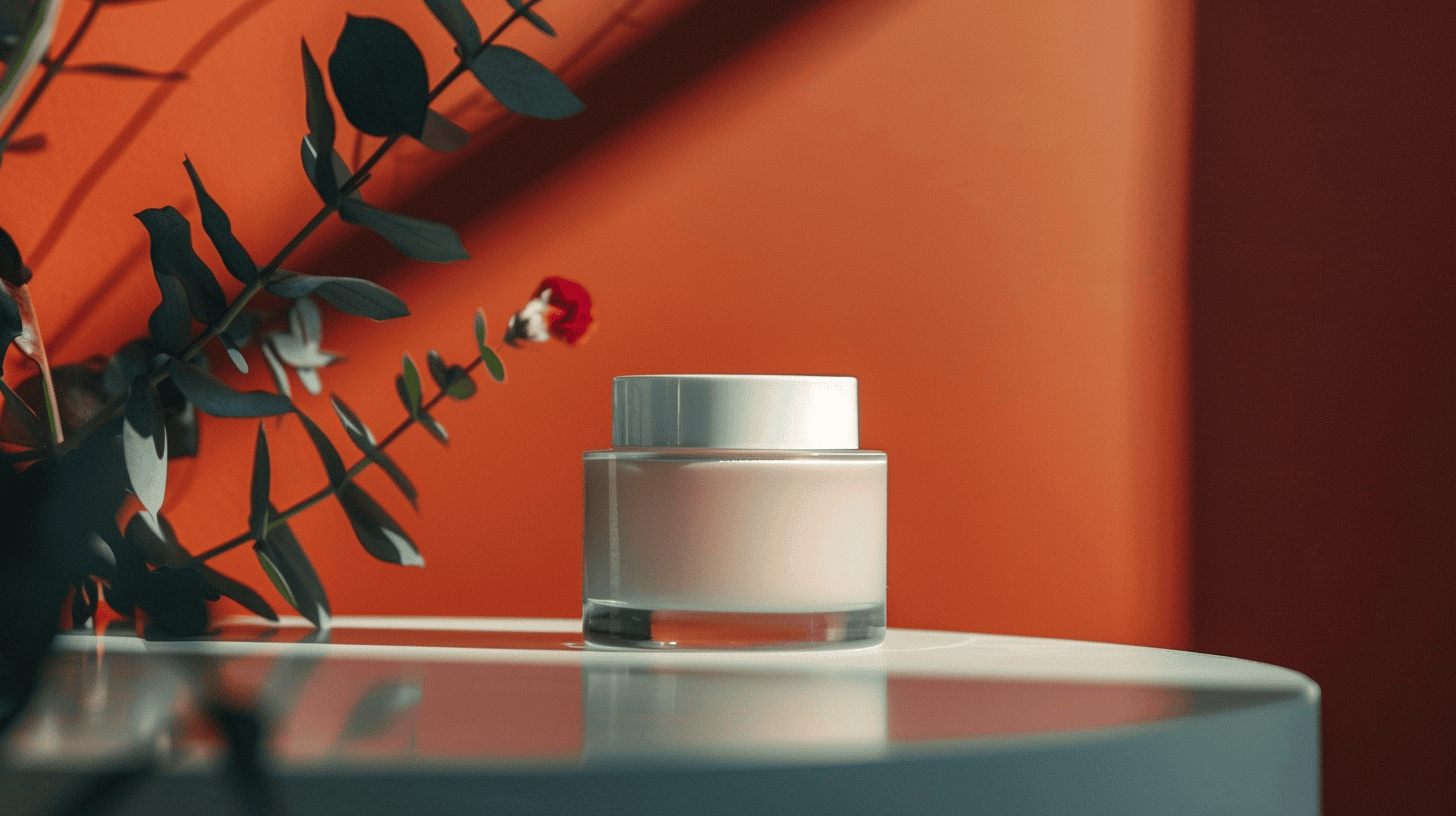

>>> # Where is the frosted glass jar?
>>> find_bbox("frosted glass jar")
[583,375,887,649]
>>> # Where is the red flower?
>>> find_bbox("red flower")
[505,277,594,346]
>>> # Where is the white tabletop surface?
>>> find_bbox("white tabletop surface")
[0,616,1320,815]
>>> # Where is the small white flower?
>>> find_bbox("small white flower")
[504,287,554,344]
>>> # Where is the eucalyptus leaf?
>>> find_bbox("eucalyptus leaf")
[182,157,258,285]
[290,295,324,346]
[475,309,506,382]
[294,409,347,490]
[444,368,475,399]
[301,39,338,205]
[330,394,418,508]
[337,482,423,567]
[259,341,292,398]
[427,351,474,399]
[249,422,270,541]
[218,332,249,374]
[300,136,360,203]
[168,358,293,418]
[0,223,26,286]
[340,681,423,741]
[253,510,330,630]
[416,109,468,152]
[417,410,449,445]
[330,393,376,448]
[147,274,191,355]
[267,272,409,320]
[122,377,167,514]
[338,199,469,263]
[424,0,481,58]
[255,549,295,608]
[123,513,277,621]
[506,0,556,37]
[426,350,450,391]
[470,45,583,120]
[1,280,22,352]
[135,206,228,325]
[295,366,323,396]
[398,353,422,418]
[328,15,429,138]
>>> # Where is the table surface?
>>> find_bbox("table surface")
[0,616,1321,816]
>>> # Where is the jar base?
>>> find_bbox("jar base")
[583,601,885,650]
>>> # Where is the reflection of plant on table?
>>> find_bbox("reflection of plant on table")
[1,0,594,753]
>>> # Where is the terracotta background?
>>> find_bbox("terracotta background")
[3,1,1450,813]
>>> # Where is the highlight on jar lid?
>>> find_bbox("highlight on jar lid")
[611,374,860,450]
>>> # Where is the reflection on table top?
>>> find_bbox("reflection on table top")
[0,617,1321,816]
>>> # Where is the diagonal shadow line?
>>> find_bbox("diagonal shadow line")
[41,0,281,355]
[294,0,860,332]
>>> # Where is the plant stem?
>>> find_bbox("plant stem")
[49,2,547,460]
[184,350,496,567]
[0,0,104,148]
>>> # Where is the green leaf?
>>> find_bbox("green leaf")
[399,353,422,417]
[300,136,360,203]
[294,408,347,490]
[218,330,249,374]
[256,549,296,608]
[135,206,228,325]
[259,341,291,398]
[416,108,468,152]
[253,510,330,629]
[427,350,476,400]
[125,512,277,621]
[267,272,409,320]
[424,0,481,58]
[337,482,423,567]
[183,156,259,285]
[301,39,338,205]
[122,376,167,514]
[328,15,429,138]
[417,410,448,445]
[147,273,191,355]
[444,368,475,399]
[249,422,270,541]
[426,349,450,391]
[338,199,469,263]
[0,223,27,287]
[168,358,293,417]
[475,309,505,382]
[470,45,583,120]
[1,286,20,354]
[201,568,278,621]
[506,0,556,37]
[330,394,418,509]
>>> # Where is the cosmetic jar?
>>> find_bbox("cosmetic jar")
[583,375,887,649]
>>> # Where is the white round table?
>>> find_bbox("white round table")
[0,617,1320,815]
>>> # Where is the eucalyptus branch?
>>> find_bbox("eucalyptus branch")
[48,2,550,460]
[183,349,496,567]
[0,0,104,148]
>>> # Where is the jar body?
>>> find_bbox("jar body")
[582,448,886,648]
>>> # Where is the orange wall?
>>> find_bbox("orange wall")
[3,0,1191,646]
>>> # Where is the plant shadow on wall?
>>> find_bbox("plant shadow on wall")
[1,0,592,810]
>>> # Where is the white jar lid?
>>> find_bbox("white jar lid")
[612,375,859,449]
